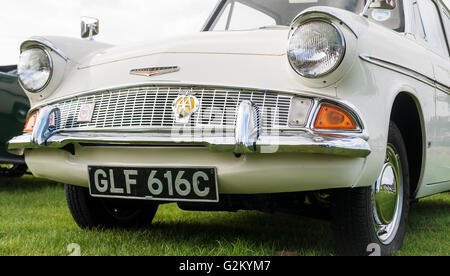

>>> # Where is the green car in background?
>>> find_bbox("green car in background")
[0,65,29,177]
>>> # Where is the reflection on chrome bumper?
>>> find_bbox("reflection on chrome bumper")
[8,131,371,158]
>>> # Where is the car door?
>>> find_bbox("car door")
[416,0,450,196]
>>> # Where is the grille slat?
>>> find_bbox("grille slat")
[54,86,293,131]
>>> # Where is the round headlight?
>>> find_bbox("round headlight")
[288,20,345,78]
[18,47,52,92]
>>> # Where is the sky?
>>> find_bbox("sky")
[0,0,218,65]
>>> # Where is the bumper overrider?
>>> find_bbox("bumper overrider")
[8,87,371,158]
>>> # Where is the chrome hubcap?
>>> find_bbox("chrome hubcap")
[372,145,403,245]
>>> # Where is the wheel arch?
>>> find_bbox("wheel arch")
[389,91,426,199]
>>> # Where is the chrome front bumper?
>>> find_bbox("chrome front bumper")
[8,130,370,158]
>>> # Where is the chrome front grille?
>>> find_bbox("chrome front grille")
[54,86,293,132]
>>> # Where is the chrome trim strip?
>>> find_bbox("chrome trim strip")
[359,54,450,95]
[20,37,69,61]
[436,82,450,94]
[8,131,371,158]
[291,8,359,38]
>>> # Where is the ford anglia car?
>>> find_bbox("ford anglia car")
[8,0,450,255]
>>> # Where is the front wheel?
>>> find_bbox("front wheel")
[65,184,159,229]
[332,122,410,256]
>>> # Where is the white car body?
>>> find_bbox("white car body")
[8,0,450,255]
[10,2,449,198]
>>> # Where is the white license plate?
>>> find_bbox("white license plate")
[88,166,219,203]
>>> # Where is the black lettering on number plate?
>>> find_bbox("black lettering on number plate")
[88,166,218,202]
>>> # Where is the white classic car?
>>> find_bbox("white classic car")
[8,0,450,256]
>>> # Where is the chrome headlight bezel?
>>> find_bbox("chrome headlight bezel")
[287,19,346,79]
[18,46,53,93]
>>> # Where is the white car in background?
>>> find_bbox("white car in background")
[8,0,450,255]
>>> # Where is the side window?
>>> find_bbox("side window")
[212,1,276,31]
[417,0,449,56]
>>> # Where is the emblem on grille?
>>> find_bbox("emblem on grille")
[172,91,199,124]
[130,66,180,77]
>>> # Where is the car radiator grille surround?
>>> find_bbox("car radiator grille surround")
[52,86,293,132]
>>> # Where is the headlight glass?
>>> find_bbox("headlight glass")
[288,20,345,78]
[18,48,52,92]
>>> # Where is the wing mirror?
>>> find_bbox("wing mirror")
[81,17,99,40]
[361,0,396,17]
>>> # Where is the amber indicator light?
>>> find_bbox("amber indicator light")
[314,104,356,130]
[24,112,38,132]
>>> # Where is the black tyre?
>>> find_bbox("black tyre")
[65,184,159,229]
[332,122,410,256]
[0,164,27,178]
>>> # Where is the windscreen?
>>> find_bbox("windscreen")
[204,0,404,32]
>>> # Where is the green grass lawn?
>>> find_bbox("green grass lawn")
[0,175,448,256]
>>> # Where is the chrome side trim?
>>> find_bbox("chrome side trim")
[20,37,69,61]
[8,131,371,158]
[291,8,359,38]
[436,82,450,94]
[359,54,450,95]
